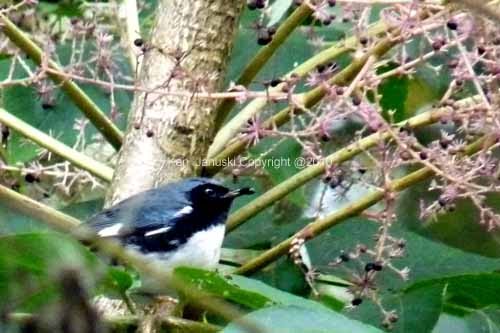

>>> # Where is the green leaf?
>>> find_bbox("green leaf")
[223,305,385,333]
[398,182,500,257]
[433,314,471,333]
[464,306,500,333]
[377,65,437,122]
[173,267,274,309]
[0,43,131,164]
[351,281,445,333]
[101,267,134,295]
[408,273,500,310]
[309,218,500,290]
[229,274,330,312]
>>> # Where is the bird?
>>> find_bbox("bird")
[82,177,254,292]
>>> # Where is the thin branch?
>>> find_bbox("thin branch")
[0,184,262,333]
[0,184,80,232]
[0,14,124,150]
[226,107,447,232]
[0,108,114,182]
[208,20,389,158]
[206,31,399,172]
[450,0,500,23]
[234,134,494,276]
[214,3,314,130]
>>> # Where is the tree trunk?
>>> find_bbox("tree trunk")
[95,1,244,330]
[106,0,244,206]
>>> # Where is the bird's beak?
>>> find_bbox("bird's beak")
[223,187,255,199]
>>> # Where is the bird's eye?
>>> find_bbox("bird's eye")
[204,188,216,197]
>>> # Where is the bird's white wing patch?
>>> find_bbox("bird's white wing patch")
[172,205,193,218]
[145,226,171,237]
[97,223,123,237]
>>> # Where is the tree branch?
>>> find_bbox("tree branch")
[207,20,389,158]
[206,31,399,170]
[234,135,494,276]
[214,3,314,130]
[0,108,113,182]
[0,14,124,150]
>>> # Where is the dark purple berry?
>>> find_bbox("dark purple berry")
[270,78,282,87]
[365,263,376,272]
[257,30,272,45]
[24,173,38,183]
[255,0,266,9]
[41,102,54,110]
[328,0,336,6]
[447,20,458,30]
[448,59,459,69]
[133,38,143,47]
[352,298,363,306]
[352,96,362,106]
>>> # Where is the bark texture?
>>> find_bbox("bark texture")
[106,0,244,206]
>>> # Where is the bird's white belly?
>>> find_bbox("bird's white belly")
[157,223,226,271]
[137,224,226,293]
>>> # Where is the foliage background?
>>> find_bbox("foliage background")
[1,0,500,332]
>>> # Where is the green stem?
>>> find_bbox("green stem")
[214,3,314,130]
[226,108,445,232]
[0,108,114,182]
[0,184,80,231]
[0,14,123,150]
[206,31,397,171]
[0,184,261,332]
[207,20,388,159]
[234,135,492,276]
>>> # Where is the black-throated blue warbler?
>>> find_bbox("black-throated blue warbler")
[84,177,254,291]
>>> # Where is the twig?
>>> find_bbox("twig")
[208,20,389,158]
[0,185,262,333]
[206,32,400,172]
[0,14,124,149]
[226,107,446,232]
[0,108,114,182]
[214,3,314,130]
[234,134,494,275]
[450,0,500,23]
[0,184,80,231]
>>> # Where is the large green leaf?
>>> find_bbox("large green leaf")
[229,274,330,312]
[398,182,500,257]
[464,306,500,333]
[174,267,274,310]
[307,218,500,291]
[223,305,385,333]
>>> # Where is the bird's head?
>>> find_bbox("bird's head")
[179,178,254,215]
